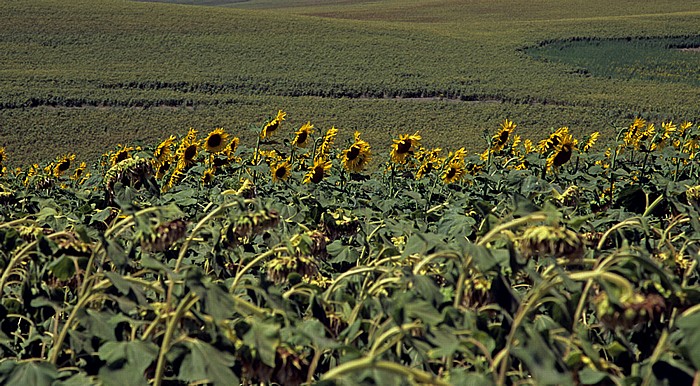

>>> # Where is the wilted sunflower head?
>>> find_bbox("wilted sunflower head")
[204,128,229,153]
[391,131,421,164]
[519,224,585,261]
[342,131,372,173]
[293,122,314,148]
[685,185,700,205]
[271,159,292,182]
[53,153,77,177]
[304,158,332,184]
[260,110,286,140]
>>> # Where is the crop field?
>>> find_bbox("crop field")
[1,0,699,166]
[2,1,700,385]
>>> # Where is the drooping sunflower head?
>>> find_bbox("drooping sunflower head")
[546,132,578,171]
[260,110,287,140]
[163,166,186,192]
[53,153,77,177]
[491,119,516,153]
[204,128,229,154]
[303,158,332,184]
[225,137,240,159]
[271,159,292,182]
[390,131,421,164]
[341,131,372,173]
[154,135,176,164]
[316,127,338,161]
[155,160,171,180]
[293,122,314,148]
[519,224,585,261]
[441,159,466,184]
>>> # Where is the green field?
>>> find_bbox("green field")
[1,0,700,166]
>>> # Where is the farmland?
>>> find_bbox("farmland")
[1,0,699,166]
[2,1,700,384]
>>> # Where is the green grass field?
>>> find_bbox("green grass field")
[1,0,700,166]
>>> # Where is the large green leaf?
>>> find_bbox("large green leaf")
[243,319,281,367]
[97,340,158,386]
[178,339,239,386]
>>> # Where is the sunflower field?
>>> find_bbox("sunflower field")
[1,113,700,385]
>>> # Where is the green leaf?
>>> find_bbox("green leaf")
[97,341,158,386]
[243,319,281,367]
[3,361,58,386]
[179,339,239,386]
[578,367,608,384]
[675,311,700,369]
[327,240,359,264]
[404,299,443,325]
[47,256,76,281]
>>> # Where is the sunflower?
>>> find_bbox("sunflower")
[303,158,332,184]
[204,128,229,154]
[225,137,240,160]
[0,147,6,165]
[316,127,338,161]
[679,121,693,137]
[164,167,186,192]
[491,119,516,153]
[201,167,215,186]
[293,122,314,148]
[524,139,534,154]
[108,144,139,167]
[390,131,421,164]
[538,126,569,154]
[175,128,199,169]
[70,162,88,182]
[154,135,176,165]
[155,160,171,180]
[414,147,443,179]
[581,132,600,153]
[260,110,286,140]
[341,131,372,173]
[441,159,466,184]
[53,153,76,177]
[271,159,291,182]
[546,132,578,170]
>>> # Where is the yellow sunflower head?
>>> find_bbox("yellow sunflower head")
[154,135,176,164]
[225,137,240,159]
[341,131,372,173]
[201,167,215,186]
[108,144,138,166]
[176,129,199,169]
[442,159,466,184]
[204,128,229,154]
[491,119,516,153]
[0,147,6,165]
[304,158,332,184]
[546,132,578,171]
[164,166,186,192]
[581,132,600,153]
[390,131,421,164]
[155,160,172,180]
[316,127,338,161]
[53,153,77,177]
[271,159,292,182]
[538,126,569,154]
[261,110,287,140]
[70,161,88,182]
[293,122,314,148]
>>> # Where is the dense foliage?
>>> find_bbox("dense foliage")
[1,0,700,166]
[1,115,699,385]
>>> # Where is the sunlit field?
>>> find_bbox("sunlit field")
[1,0,699,166]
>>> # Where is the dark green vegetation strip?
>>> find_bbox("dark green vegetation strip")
[526,35,700,86]
[1,0,700,166]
